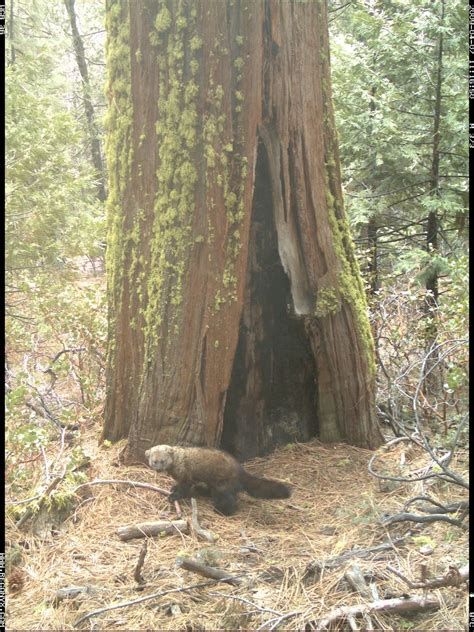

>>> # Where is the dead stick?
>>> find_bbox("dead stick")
[74,578,232,627]
[117,520,188,541]
[134,541,148,584]
[173,499,182,518]
[317,595,440,630]
[176,556,243,585]
[190,498,217,542]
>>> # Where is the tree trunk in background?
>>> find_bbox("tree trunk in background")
[103,0,382,463]
[9,0,16,66]
[64,0,106,203]
[423,0,444,395]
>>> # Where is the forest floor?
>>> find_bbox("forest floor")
[6,432,469,631]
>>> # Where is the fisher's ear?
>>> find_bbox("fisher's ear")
[145,449,150,458]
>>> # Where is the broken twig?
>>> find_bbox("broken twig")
[176,556,243,585]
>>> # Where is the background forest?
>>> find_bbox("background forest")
[5,0,468,630]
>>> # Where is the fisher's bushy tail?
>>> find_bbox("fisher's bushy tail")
[239,467,291,499]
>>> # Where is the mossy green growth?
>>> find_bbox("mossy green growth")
[108,2,250,358]
[155,7,172,33]
[314,287,341,318]
[202,66,247,311]
[319,43,375,375]
[142,0,203,357]
[324,172,376,375]
[104,1,133,356]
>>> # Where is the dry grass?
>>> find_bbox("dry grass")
[6,436,469,631]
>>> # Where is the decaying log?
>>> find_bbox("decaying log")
[316,595,440,630]
[176,556,243,585]
[116,520,188,541]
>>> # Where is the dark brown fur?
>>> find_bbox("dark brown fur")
[145,445,291,515]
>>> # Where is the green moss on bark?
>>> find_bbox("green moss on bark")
[105,0,133,357]
[320,53,376,375]
[314,287,341,318]
[107,1,249,361]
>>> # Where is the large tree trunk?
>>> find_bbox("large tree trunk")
[103,0,382,462]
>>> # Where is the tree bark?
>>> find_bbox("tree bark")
[64,0,106,202]
[103,0,382,462]
[9,0,16,66]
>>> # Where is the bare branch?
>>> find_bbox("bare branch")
[387,563,468,590]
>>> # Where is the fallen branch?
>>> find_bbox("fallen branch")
[382,511,467,529]
[387,562,469,590]
[116,520,188,541]
[190,498,217,543]
[176,556,243,585]
[74,577,234,627]
[404,496,469,515]
[316,595,440,630]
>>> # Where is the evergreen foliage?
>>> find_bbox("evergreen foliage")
[330,0,467,282]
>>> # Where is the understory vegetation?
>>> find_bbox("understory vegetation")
[5,0,468,630]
